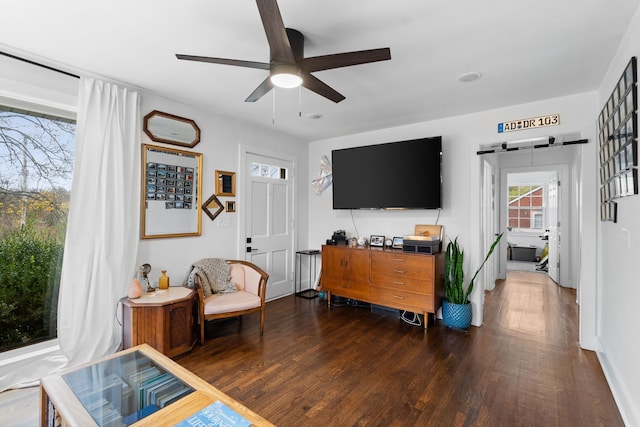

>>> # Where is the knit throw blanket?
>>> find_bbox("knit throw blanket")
[184,258,237,299]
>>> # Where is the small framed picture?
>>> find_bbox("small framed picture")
[215,170,236,197]
[392,237,403,249]
[370,235,385,247]
[226,201,236,212]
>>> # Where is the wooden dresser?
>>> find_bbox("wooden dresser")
[321,245,444,329]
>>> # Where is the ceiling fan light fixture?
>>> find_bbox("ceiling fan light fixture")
[270,63,302,88]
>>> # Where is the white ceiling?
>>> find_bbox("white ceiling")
[1,0,639,141]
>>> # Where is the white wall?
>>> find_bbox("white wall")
[136,93,309,289]
[308,92,598,332]
[594,6,640,425]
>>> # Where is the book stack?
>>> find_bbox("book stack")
[125,363,194,422]
[61,354,194,426]
[63,372,130,427]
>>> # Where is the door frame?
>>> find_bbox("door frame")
[238,144,298,297]
[499,164,572,287]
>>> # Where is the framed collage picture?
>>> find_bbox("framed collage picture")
[141,144,202,238]
[598,57,638,222]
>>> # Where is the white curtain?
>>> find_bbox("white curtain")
[57,77,140,367]
[0,78,140,391]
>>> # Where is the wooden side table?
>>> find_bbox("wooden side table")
[295,249,321,299]
[121,287,198,358]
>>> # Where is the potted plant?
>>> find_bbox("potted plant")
[442,232,503,329]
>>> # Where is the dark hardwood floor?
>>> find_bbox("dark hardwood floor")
[175,270,623,426]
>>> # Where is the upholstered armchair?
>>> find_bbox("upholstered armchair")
[193,260,268,343]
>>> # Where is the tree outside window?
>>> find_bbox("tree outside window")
[508,185,544,231]
[0,106,75,352]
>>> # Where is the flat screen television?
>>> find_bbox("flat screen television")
[331,136,442,210]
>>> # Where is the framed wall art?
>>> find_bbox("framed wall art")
[202,193,224,221]
[598,56,638,223]
[143,110,200,148]
[141,144,202,238]
[215,170,236,197]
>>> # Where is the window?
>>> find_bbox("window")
[0,105,75,352]
[508,185,544,231]
[250,162,288,180]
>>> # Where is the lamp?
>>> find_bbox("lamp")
[270,63,302,88]
[139,263,154,293]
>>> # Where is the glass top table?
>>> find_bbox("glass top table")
[61,350,194,426]
[41,343,275,427]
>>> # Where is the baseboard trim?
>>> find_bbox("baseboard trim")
[596,337,639,426]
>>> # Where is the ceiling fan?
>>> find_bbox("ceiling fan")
[176,0,391,103]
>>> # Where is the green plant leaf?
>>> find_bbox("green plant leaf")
[464,232,504,303]
[444,232,503,305]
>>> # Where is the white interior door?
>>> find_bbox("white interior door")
[482,160,499,291]
[547,177,560,283]
[244,152,294,300]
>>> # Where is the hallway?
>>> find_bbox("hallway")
[479,270,619,424]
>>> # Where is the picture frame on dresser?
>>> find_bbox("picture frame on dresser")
[370,235,385,247]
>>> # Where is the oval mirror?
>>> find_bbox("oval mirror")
[143,110,200,148]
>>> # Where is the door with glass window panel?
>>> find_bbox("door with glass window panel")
[244,153,294,300]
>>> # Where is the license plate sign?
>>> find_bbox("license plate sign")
[498,114,560,133]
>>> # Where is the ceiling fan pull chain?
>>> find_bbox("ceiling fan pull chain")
[298,85,302,118]
[272,88,276,125]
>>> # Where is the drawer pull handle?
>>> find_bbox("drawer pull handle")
[393,281,405,285]
[394,270,405,274]
[393,258,406,262]
[393,295,405,300]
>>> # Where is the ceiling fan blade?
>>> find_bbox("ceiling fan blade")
[256,0,295,63]
[176,54,270,70]
[302,74,345,103]
[245,77,274,102]
[300,47,391,73]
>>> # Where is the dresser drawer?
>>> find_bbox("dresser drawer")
[323,277,370,301]
[371,262,433,281]
[370,286,433,312]
[371,273,431,294]
[371,251,435,270]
